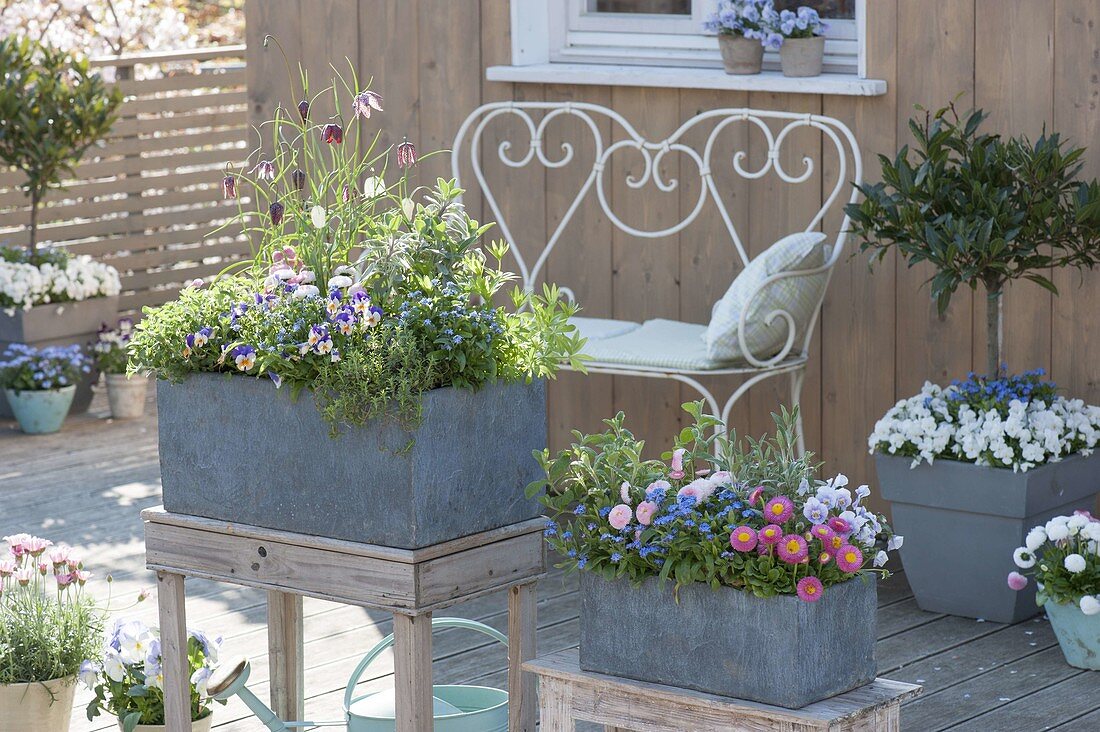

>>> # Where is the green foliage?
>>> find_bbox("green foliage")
[534,403,896,598]
[846,102,1100,374]
[0,38,122,251]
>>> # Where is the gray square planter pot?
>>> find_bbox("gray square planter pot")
[157,373,546,549]
[876,452,1100,623]
[579,572,878,708]
[0,295,119,417]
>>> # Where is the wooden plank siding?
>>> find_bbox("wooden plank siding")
[0,46,249,316]
[241,0,1100,512]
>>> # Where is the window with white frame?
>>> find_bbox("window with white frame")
[540,0,866,76]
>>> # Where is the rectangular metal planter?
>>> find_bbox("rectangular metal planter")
[157,373,547,549]
[579,572,878,708]
[0,295,119,417]
[875,452,1100,623]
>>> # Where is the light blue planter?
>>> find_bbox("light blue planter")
[1046,599,1100,670]
[4,385,76,434]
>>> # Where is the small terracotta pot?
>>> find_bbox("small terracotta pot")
[718,34,764,75]
[121,713,213,732]
[0,675,77,732]
[106,373,149,419]
[779,36,826,77]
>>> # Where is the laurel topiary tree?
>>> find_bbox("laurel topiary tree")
[846,102,1100,377]
[0,38,122,255]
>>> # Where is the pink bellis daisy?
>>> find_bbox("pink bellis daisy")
[759,524,783,544]
[836,544,864,573]
[608,504,632,531]
[777,534,808,564]
[797,576,824,602]
[730,526,758,552]
[1007,571,1028,591]
[764,496,794,524]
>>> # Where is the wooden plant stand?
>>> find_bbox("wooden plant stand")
[525,650,922,732]
[143,507,545,732]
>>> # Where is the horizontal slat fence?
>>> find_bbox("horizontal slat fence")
[0,45,250,315]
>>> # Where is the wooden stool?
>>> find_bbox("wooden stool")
[143,507,545,732]
[525,650,922,732]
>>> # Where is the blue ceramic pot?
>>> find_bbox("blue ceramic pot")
[1046,599,1100,670]
[4,385,76,434]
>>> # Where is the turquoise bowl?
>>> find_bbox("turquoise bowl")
[1046,599,1100,670]
[4,386,76,434]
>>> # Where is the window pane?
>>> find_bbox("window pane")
[773,0,855,19]
[590,0,692,14]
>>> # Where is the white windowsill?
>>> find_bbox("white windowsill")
[486,63,887,97]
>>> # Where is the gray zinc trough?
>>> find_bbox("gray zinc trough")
[157,373,546,549]
[579,572,878,709]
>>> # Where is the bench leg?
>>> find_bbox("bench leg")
[394,612,433,732]
[157,572,190,732]
[538,677,573,732]
[267,591,304,722]
[508,582,538,732]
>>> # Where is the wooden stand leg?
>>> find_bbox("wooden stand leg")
[393,612,433,732]
[267,591,304,721]
[157,572,190,732]
[538,677,573,732]
[508,582,538,732]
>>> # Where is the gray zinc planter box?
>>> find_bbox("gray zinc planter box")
[876,452,1100,623]
[0,295,119,417]
[579,572,877,708]
[157,373,546,549]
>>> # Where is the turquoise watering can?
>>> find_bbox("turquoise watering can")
[208,617,509,731]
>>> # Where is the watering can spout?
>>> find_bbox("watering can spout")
[208,655,251,701]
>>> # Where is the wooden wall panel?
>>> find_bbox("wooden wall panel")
[893,0,976,395]
[973,0,1054,375]
[245,0,301,147]
[1052,1,1100,402]
[821,0,897,495]
[296,0,360,122]
[358,0,421,166]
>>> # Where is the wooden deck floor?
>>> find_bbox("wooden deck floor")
[2,388,1098,731]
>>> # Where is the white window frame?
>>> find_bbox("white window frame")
[545,0,865,75]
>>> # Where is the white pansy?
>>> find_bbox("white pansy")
[887,535,904,551]
[873,550,889,567]
[1065,553,1087,573]
[1025,527,1047,552]
[1013,547,1036,569]
[1081,595,1100,616]
[0,256,120,310]
[103,650,126,683]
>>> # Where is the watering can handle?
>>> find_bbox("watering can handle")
[343,617,509,711]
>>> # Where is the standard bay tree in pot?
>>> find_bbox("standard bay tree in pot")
[129,62,584,550]
[0,38,123,416]
[848,103,1100,622]
[536,403,901,709]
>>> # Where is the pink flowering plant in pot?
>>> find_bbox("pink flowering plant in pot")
[533,402,901,707]
[1008,511,1100,669]
[0,534,104,732]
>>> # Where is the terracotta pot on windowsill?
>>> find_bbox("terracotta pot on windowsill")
[779,35,826,77]
[718,34,764,75]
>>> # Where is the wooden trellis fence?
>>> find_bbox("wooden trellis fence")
[0,45,250,315]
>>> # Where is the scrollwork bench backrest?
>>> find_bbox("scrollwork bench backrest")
[451,102,862,344]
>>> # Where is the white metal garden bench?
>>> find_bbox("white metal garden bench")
[452,102,862,454]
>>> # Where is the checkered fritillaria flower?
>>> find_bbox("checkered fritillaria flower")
[352,90,383,119]
[321,123,343,144]
[269,201,285,226]
[252,160,275,181]
[297,100,309,121]
[396,138,417,169]
[291,169,306,191]
[222,174,236,199]
[342,183,356,203]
